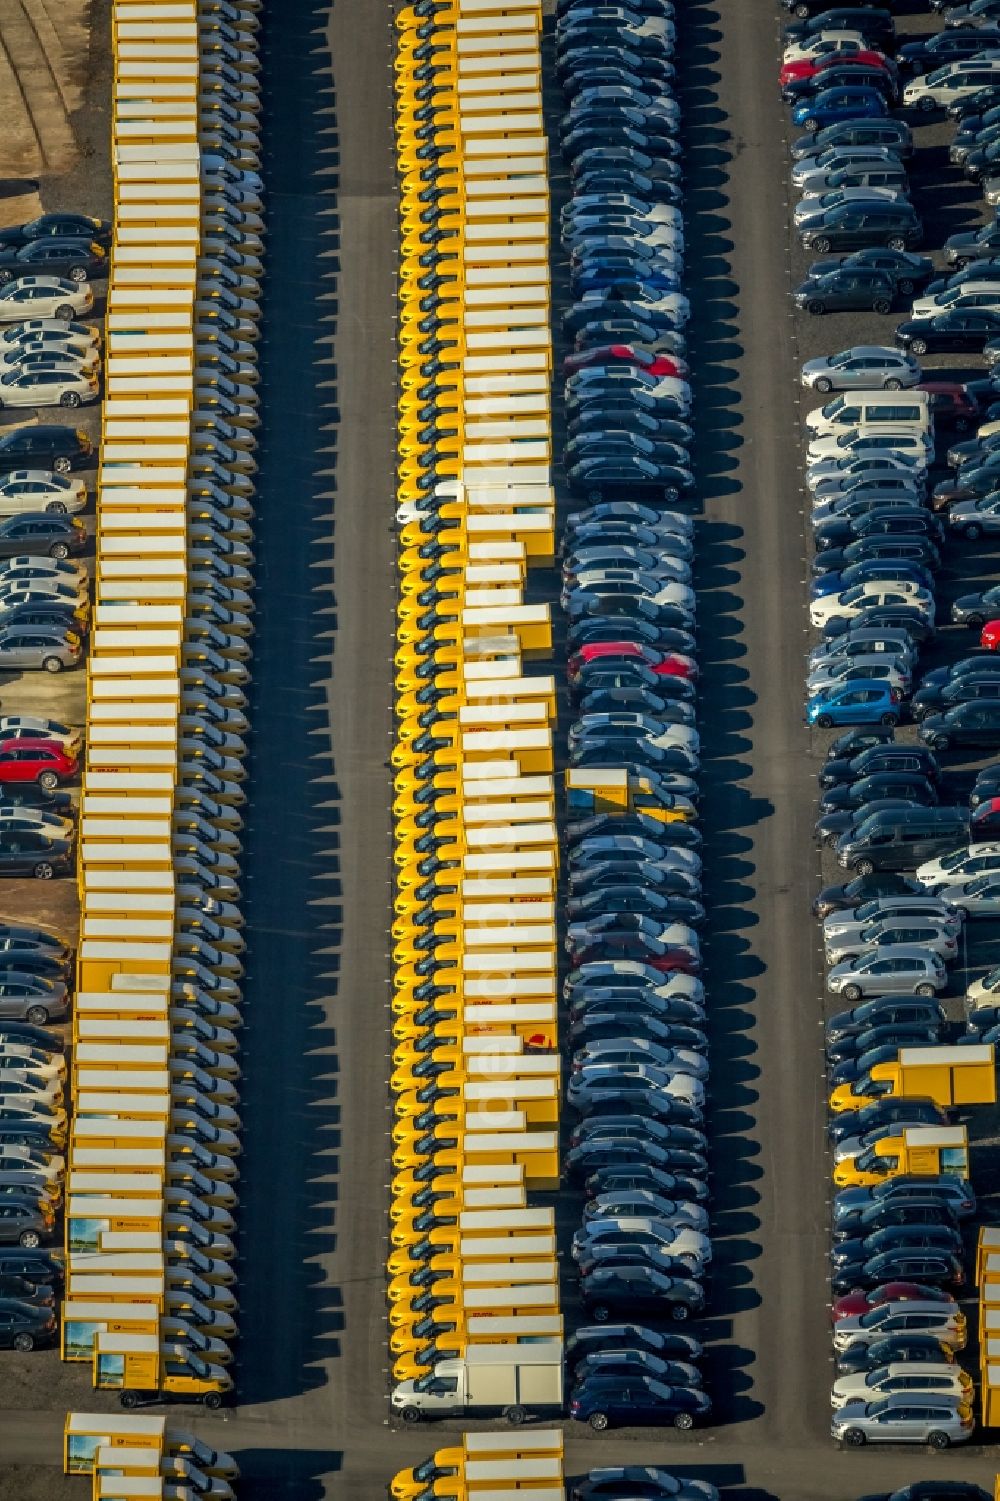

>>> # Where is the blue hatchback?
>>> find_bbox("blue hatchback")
[806,681,902,728]
[792,87,889,130]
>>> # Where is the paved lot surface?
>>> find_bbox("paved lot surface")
[8,1,1000,1497]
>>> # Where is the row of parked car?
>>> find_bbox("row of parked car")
[783,0,1000,1450]
[554,0,716,1441]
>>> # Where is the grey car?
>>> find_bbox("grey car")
[936,874,1000,913]
[792,147,909,191]
[802,346,922,393]
[831,1392,973,1447]
[825,918,960,964]
[827,947,947,999]
[0,1196,52,1246]
[822,897,962,940]
[0,625,81,673]
[0,974,68,1025]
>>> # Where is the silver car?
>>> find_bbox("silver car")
[823,897,962,941]
[801,346,921,393]
[807,453,928,495]
[936,874,1000,915]
[825,919,959,965]
[0,625,81,673]
[831,1393,973,1448]
[807,655,912,696]
[826,946,946,999]
[832,1302,967,1356]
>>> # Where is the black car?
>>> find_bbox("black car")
[569,1372,711,1431]
[859,1486,990,1501]
[794,267,897,314]
[827,994,946,1042]
[0,1273,54,1306]
[0,1295,55,1350]
[0,214,111,250]
[822,743,939,787]
[946,220,1000,265]
[832,1199,961,1243]
[578,1264,704,1323]
[0,1020,63,1053]
[0,1249,62,1283]
[833,1174,976,1227]
[0,426,91,475]
[799,201,921,253]
[565,1136,705,1185]
[0,240,105,285]
[0,832,73,881]
[0,784,71,818]
[784,65,899,106]
[918,701,1000,748]
[565,1328,703,1375]
[830,1247,964,1293]
[569,1463,708,1501]
[828,1097,948,1144]
[950,583,1000,625]
[814,873,923,917]
[784,8,896,44]
[912,672,1000,720]
[584,1165,709,1204]
[897,308,1000,353]
[819,772,938,812]
[899,27,1000,72]
[835,1334,959,1375]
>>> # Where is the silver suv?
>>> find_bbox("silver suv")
[831,1393,973,1447]
[827,947,946,999]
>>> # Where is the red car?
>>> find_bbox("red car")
[981,619,1000,651]
[563,344,685,379]
[919,381,980,432]
[569,643,699,681]
[831,1281,953,1322]
[780,48,892,85]
[971,797,1000,841]
[0,738,77,789]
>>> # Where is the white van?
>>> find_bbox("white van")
[806,389,931,439]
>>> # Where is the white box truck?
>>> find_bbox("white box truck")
[390,1341,563,1424]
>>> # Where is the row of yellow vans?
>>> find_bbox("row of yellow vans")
[389,0,565,1404]
[390,1430,563,1501]
[58,0,262,1414]
[63,1412,239,1501]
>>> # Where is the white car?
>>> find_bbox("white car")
[809,581,935,629]
[0,366,98,409]
[0,1046,65,1081]
[793,186,905,227]
[0,339,98,375]
[904,58,1000,110]
[807,427,934,464]
[916,842,1000,889]
[806,654,911,695]
[0,471,86,515]
[0,556,87,588]
[0,277,93,324]
[0,582,88,617]
[0,319,98,354]
[911,281,1000,318]
[783,30,867,63]
[831,1364,971,1411]
[966,966,1000,1006]
[0,806,74,839]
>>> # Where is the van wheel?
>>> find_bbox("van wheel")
[843,984,862,1002]
[12,1333,34,1352]
[589,1411,609,1432]
[203,1391,223,1410]
[48,542,68,559]
[928,1431,950,1450]
[909,338,928,355]
[843,1427,866,1447]
[855,859,874,877]
[31,863,54,881]
[916,983,937,997]
[674,1412,695,1430]
[119,1391,140,1410]
[963,522,983,540]
[592,1304,609,1323]
[400,1407,422,1424]
[37,771,58,790]
[45,501,67,514]
[873,299,891,315]
[504,1405,526,1426]
[671,1302,691,1321]
[55,304,74,320]
[42,657,63,673]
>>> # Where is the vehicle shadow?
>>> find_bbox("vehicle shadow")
[235,0,348,1410]
[226,1447,343,1501]
[679,2,767,1428]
